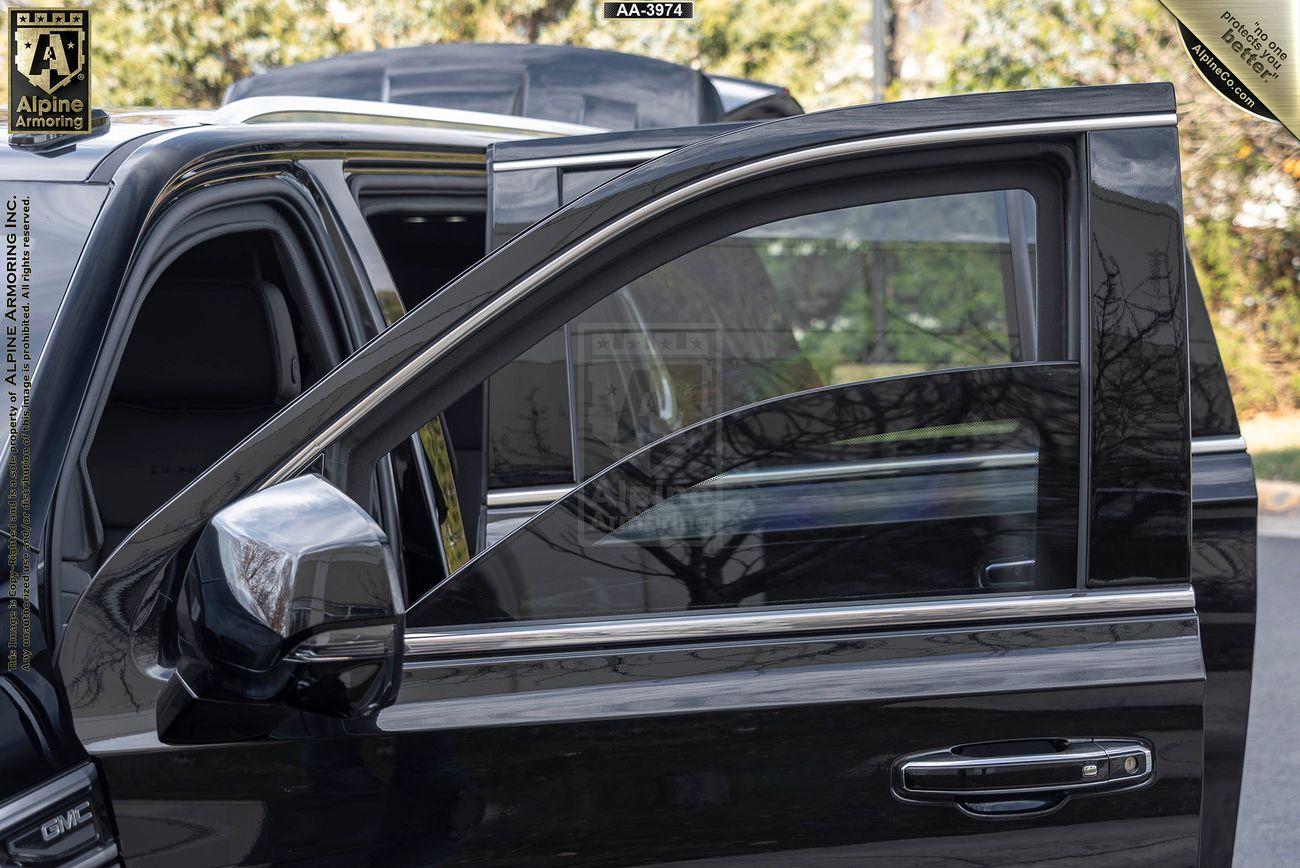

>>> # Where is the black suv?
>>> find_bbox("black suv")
[0,44,1257,867]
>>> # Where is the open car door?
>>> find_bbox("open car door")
[68,83,1203,866]
[489,95,1247,866]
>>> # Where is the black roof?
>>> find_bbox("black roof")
[224,43,731,131]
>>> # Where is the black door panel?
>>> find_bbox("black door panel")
[98,614,1201,866]
[1192,448,1257,866]
[61,83,1204,866]
[486,95,1248,868]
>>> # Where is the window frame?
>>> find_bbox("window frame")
[310,141,1081,616]
[478,146,1073,511]
[50,176,358,636]
[310,160,490,600]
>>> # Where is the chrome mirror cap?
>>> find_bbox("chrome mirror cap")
[158,475,403,744]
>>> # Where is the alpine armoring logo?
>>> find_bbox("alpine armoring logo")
[8,9,91,134]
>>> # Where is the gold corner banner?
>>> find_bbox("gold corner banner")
[1163,1,1299,138]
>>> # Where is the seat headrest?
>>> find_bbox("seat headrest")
[111,279,302,409]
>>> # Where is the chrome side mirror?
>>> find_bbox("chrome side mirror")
[157,475,403,744]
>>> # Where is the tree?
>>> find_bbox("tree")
[90,0,347,107]
[920,0,1299,412]
[0,0,1288,410]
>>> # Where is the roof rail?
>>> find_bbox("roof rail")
[208,96,604,138]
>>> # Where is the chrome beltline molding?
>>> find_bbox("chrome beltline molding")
[381,633,1200,733]
[264,111,1177,487]
[486,484,579,509]
[492,147,676,172]
[1190,434,1247,455]
[486,436,1237,510]
[701,450,1036,487]
[80,587,1196,753]
[484,450,1038,509]
[403,585,1195,658]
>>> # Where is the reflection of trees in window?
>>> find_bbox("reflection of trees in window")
[418,365,1078,628]
[1087,182,1188,585]
[487,328,573,487]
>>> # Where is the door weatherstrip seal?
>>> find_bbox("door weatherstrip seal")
[403,585,1195,658]
[264,112,1177,488]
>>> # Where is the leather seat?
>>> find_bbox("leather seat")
[86,279,302,559]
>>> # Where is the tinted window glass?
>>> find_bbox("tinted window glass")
[570,190,1037,477]
[487,328,574,488]
[413,364,1078,628]
[1187,264,1240,437]
[3,184,107,472]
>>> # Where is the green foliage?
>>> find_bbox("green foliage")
[91,0,346,107]
[775,240,1013,382]
[0,0,1290,415]
[58,0,863,110]
[1254,448,1300,484]
[939,0,1298,417]
[1186,219,1300,413]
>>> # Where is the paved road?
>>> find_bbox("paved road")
[1234,514,1300,866]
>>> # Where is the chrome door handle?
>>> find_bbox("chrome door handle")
[893,738,1153,817]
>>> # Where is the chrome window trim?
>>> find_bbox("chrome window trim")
[486,484,578,509]
[492,147,676,172]
[703,450,1038,488]
[403,586,1194,658]
[483,451,1039,508]
[210,96,604,138]
[264,112,1178,488]
[1190,434,1247,455]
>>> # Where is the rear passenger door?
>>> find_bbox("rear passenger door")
[370,85,1202,864]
